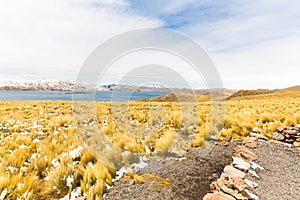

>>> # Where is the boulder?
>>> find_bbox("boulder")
[232,157,251,171]
[283,129,298,135]
[224,166,246,179]
[272,132,285,141]
[276,125,286,132]
[243,137,258,148]
[234,145,258,162]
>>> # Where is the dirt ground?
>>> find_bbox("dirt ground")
[102,142,238,200]
[248,140,300,200]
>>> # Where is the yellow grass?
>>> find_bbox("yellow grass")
[0,90,299,198]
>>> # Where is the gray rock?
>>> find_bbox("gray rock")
[276,126,286,132]
[244,179,258,188]
[248,169,260,179]
[224,165,246,179]
[232,157,251,171]
[272,132,285,141]
[283,129,298,135]
[250,132,269,140]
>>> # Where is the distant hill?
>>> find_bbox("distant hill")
[280,85,300,92]
[138,93,196,102]
[140,85,300,102]
[138,90,235,102]
[227,85,300,100]
[226,89,272,100]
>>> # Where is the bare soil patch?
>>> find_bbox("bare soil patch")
[103,142,238,200]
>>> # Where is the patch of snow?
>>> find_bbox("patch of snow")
[174,157,186,161]
[132,156,148,169]
[113,166,128,182]
[86,131,94,137]
[51,158,60,168]
[66,176,74,188]
[69,146,84,159]
[7,166,18,173]
[33,139,41,143]
[17,183,24,190]
[19,144,27,149]
[0,189,7,200]
[31,153,40,159]
[105,144,111,150]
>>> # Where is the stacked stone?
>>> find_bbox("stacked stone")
[272,125,300,147]
[203,137,263,200]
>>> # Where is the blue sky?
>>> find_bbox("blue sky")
[0,0,299,89]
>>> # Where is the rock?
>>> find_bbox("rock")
[243,137,257,143]
[224,165,246,179]
[248,169,260,179]
[285,139,295,143]
[250,161,265,170]
[283,143,292,148]
[293,141,300,147]
[210,181,220,192]
[244,179,258,188]
[272,132,285,141]
[276,125,286,132]
[231,193,248,200]
[228,176,246,192]
[249,132,269,140]
[203,192,236,200]
[241,190,260,200]
[232,157,251,171]
[283,129,298,135]
[244,141,258,148]
[217,180,236,196]
[217,178,248,200]
[0,129,10,133]
[243,137,258,148]
[234,145,258,162]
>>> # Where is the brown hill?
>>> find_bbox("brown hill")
[227,85,300,100]
[138,92,227,102]
[279,85,300,92]
[226,89,272,100]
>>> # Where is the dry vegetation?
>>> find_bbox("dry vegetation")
[0,90,300,199]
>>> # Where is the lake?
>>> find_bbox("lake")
[0,90,168,101]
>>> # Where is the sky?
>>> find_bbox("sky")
[0,0,299,89]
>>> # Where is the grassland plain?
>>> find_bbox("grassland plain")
[0,90,300,199]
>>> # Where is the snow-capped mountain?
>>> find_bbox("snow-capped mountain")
[0,80,108,91]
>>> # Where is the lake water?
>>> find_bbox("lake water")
[0,90,168,101]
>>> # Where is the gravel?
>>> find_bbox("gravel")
[248,140,300,200]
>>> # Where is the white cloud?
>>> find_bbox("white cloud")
[0,0,162,80]
[212,35,300,89]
